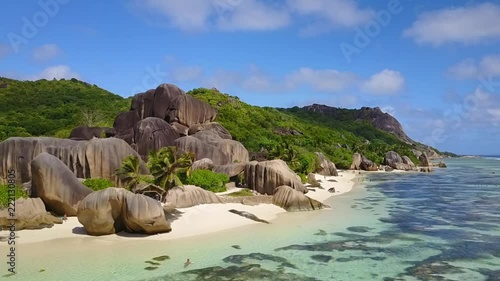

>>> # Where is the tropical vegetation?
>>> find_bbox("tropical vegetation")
[186,170,229,193]
[82,178,114,191]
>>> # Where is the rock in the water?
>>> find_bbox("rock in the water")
[133,117,179,159]
[228,209,269,224]
[164,185,222,208]
[273,185,327,212]
[385,166,394,172]
[420,167,434,173]
[315,152,338,176]
[192,158,215,171]
[328,188,336,193]
[69,126,109,140]
[31,153,92,216]
[0,198,62,230]
[438,161,447,168]
[419,152,431,167]
[0,137,147,188]
[245,160,306,195]
[77,188,171,236]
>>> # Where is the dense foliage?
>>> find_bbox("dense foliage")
[0,185,28,209]
[0,77,130,141]
[82,178,114,191]
[188,88,422,170]
[147,146,194,191]
[187,170,229,193]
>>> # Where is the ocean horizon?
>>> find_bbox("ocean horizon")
[3,157,499,281]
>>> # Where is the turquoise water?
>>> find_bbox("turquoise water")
[2,158,499,280]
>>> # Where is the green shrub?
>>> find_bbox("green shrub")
[187,170,229,193]
[82,178,114,191]
[227,188,254,197]
[0,185,28,209]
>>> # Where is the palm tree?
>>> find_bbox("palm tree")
[147,146,194,194]
[115,155,142,190]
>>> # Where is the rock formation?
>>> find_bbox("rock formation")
[164,185,222,208]
[31,153,92,216]
[213,163,246,178]
[272,185,327,212]
[0,137,147,187]
[402,156,416,168]
[315,152,338,176]
[350,153,378,171]
[175,131,248,166]
[419,152,431,167]
[245,160,306,195]
[192,158,215,171]
[133,117,180,159]
[188,122,232,139]
[384,151,415,171]
[0,198,62,230]
[69,126,109,140]
[77,188,171,236]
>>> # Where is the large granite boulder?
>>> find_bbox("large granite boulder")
[175,131,248,166]
[360,156,378,171]
[192,158,215,171]
[384,151,403,169]
[31,153,92,216]
[69,126,108,140]
[419,152,431,167]
[315,152,338,176]
[166,94,217,127]
[188,122,232,139]
[164,185,222,208]
[350,153,362,170]
[152,84,185,120]
[77,188,171,236]
[213,163,246,177]
[245,160,306,195]
[0,137,147,188]
[0,198,62,230]
[133,117,180,159]
[272,185,327,212]
[402,156,416,168]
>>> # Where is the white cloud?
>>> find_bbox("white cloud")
[30,65,80,80]
[170,66,204,82]
[447,54,500,79]
[361,69,405,95]
[135,0,372,34]
[285,68,357,92]
[32,44,61,62]
[0,43,11,59]
[403,3,500,46]
[137,0,288,32]
[288,0,373,35]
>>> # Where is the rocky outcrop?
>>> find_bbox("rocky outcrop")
[384,151,415,171]
[133,117,179,159]
[315,152,338,176]
[402,156,416,168]
[175,131,248,166]
[192,158,215,171]
[245,160,306,195]
[0,198,62,230]
[164,185,222,208]
[188,122,232,139]
[166,94,217,127]
[350,153,378,171]
[213,163,246,177]
[272,186,327,212]
[77,188,171,236]
[31,153,92,216]
[0,137,147,187]
[419,152,431,167]
[69,126,109,140]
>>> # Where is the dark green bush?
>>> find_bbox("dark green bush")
[82,178,114,191]
[187,170,229,193]
[0,185,28,209]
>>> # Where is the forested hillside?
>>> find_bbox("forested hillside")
[0,77,130,140]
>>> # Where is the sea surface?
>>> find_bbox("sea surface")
[3,157,499,281]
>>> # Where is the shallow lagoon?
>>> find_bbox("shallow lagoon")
[3,158,499,281]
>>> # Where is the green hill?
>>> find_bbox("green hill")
[188,88,421,169]
[0,78,430,172]
[0,77,130,140]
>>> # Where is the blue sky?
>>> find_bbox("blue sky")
[1,0,499,155]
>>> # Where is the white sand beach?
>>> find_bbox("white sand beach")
[0,171,359,245]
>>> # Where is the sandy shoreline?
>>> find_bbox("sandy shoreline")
[0,171,358,245]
